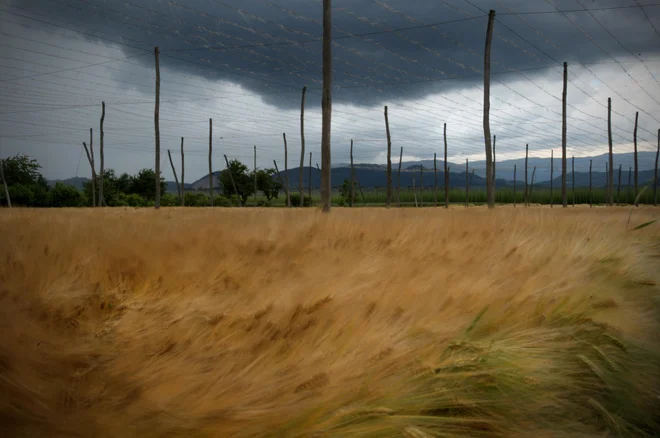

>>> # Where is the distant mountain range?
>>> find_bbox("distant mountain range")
[50,152,658,192]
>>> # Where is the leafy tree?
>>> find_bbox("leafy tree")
[1,154,47,188]
[49,183,84,207]
[220,159,254,205]
[130,169,165,201]
[255,168,282,201]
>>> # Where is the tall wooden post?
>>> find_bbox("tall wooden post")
[89,128,95,207]
[513,164,517,207]
[273,160,286,201]
[154,46,161,209]
[299,86,307,204]
[607,97,613,206]
[209,118,214,206]
[0,159,11,208]
[465,158,469,207]
[180,137,185,206]
[525,144,529,206]
[572,155,575,206]
[562,62,568,207]
[589,160,593,208]
[283,133,290,207]
[655,130,659,206]
[254,145,258,205]
[167,149,180,199]
[634,111,639,206]
[617,164,622,205]
[350,139,355,208]
[308,152,312,201]
[483,10,496,208]
[99,101,105,207]
[385,105,392,208]
[420,163,424,207]
[397,147,403,207]
[550,150,554,208]
[224,154,240,207]
[444,123,449,209]
[432,153,437,207]
[605,162,609,202]
[320,0,332,213]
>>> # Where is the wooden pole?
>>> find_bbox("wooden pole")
[385,105,392,208]
[589,159,593,208]
[209,118,214,206]
[483,10,496,209]
[572,155,575,207]
[605,162,609,202]
[181,137,185,206]
[626,166,632,205]
[89,128,95,207]
[283,133,290,207]
[530,166,537,204]
[154,46,161,210]
[550,149,554,208]
[655,129,659,206]
[99,101,105,207]
[525,144,529,206]
[320,0,332,213]
[607,97,613,206]
[634,111,639,206]
[224,154,241,207]
[412,177,418,208]
[433,153,438,207]
[513,164,517,207]
[316,163,320,172]
[562,62,568,207]
[444,123,449,209]
[420,163,424,207]
[308,152,312,201]
[617,163,622,205]
[350,139,355,208]
[299,86,307,204]
[397,146,403,207]
[167,149,180,199]
[254,145,258,206]
[273,160,286,201]
[465,158,468,207]
[0,159,11,208]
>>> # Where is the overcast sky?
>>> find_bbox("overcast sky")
[0,0,659,181]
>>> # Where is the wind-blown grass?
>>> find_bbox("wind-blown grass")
[1,207,659,437]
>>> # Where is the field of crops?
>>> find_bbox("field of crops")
[1,207,660,437]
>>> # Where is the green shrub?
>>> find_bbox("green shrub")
[256,199,271,207]
[48,183,84,207]
[213,195,231,207]
[290,193,312,207]
[184,192,210,207]
[7,184,34,206]
[115,193,148,207]
[160,193,179,207]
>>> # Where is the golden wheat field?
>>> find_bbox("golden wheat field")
[1,207,660,437]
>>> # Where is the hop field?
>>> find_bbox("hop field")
[1,207,659,437]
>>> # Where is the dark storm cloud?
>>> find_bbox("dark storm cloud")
[7,0,660,109]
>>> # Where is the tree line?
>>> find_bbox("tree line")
[0,154,286,207]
